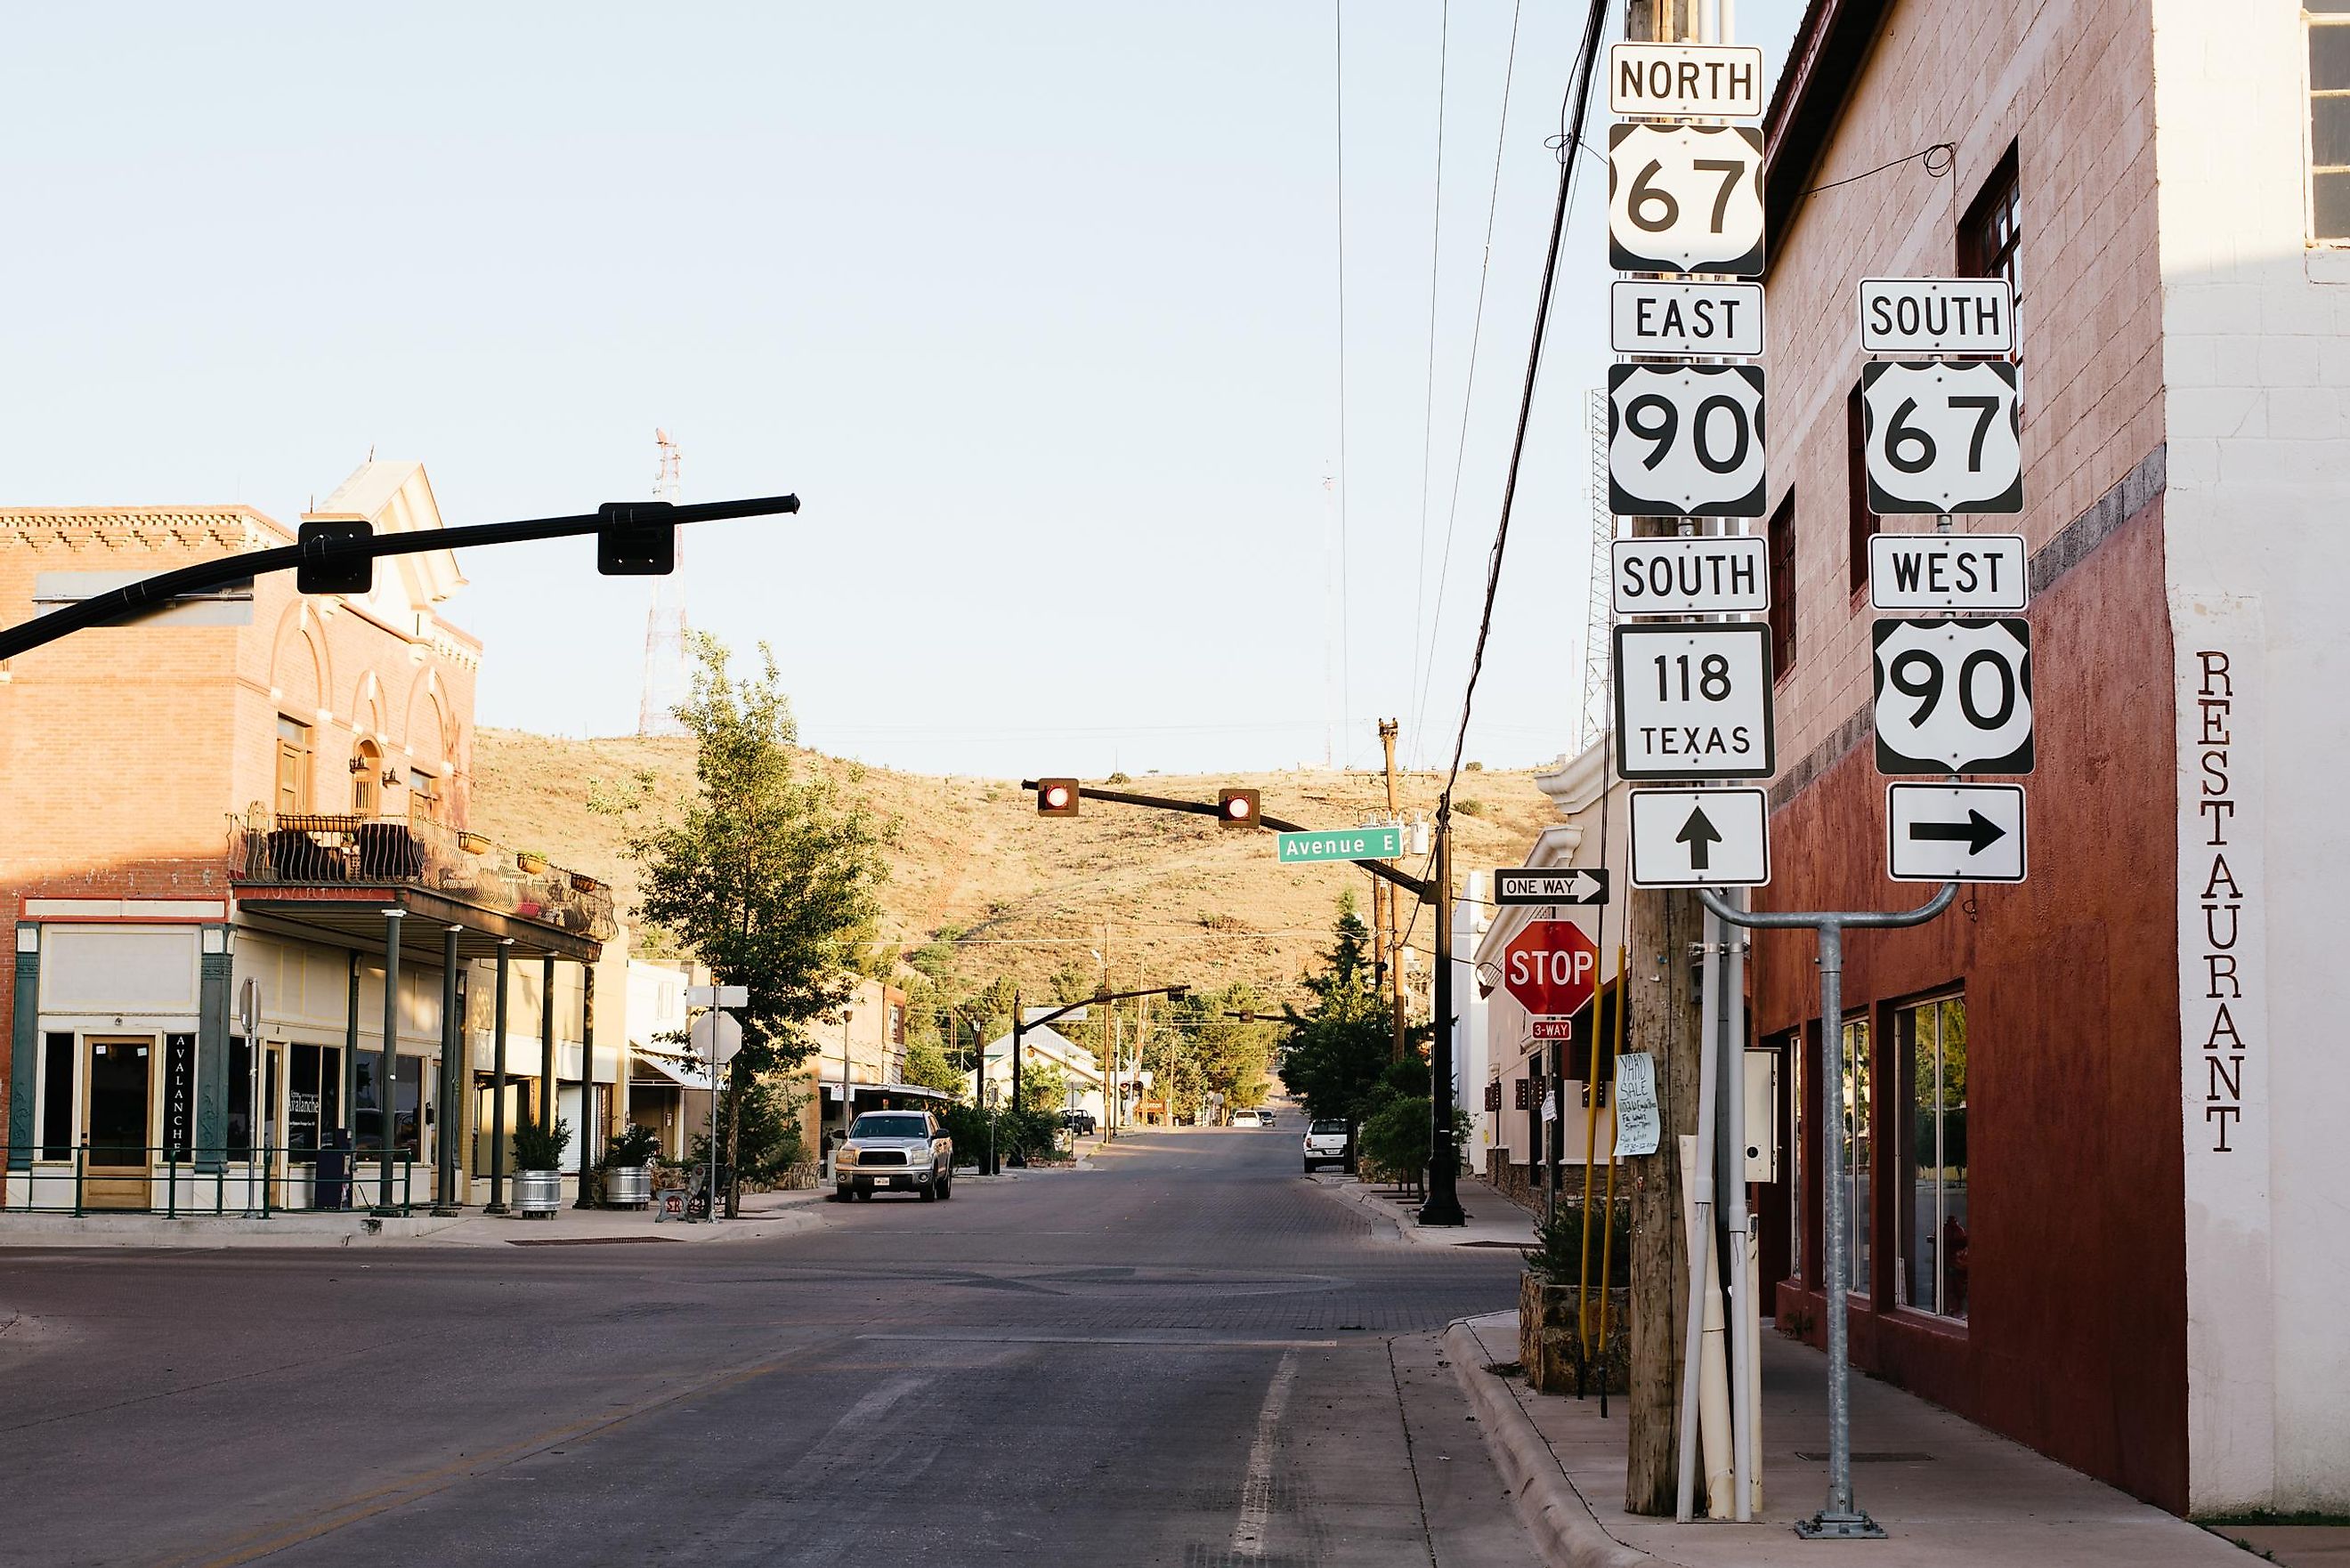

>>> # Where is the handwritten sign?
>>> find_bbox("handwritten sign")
[1615,1052,1662,1157]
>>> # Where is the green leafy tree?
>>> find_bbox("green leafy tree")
[1277,893,1395,1156]
[901,1034,964,1094]
[600,634,888,1216]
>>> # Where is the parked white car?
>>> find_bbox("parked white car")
[1301,1118,1349,1172]
[1231,1110,1264,1128]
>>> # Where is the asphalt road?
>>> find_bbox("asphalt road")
[0,1124,1536,1568]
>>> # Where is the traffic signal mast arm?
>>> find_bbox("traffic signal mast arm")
[1017,780,1434,901]
[0,493,801,662]
[1025,982,1192,1033]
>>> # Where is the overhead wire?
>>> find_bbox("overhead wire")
[1407,0,1452,736]
[1410,0,1525,763]
[1406,0,1613,950]
[1333,0,1353,754]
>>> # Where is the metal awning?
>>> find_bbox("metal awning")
[233,885,603,963]
[631,1052,713,1091]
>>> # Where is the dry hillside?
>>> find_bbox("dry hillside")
[468,730,1560,1005]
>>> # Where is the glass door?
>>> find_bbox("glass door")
[85,1037,153,1209]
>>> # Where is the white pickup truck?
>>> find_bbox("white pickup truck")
[833,1111,954,1202]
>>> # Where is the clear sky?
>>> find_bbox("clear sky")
[2,1,1801,779]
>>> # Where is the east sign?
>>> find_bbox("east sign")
[1500,920,1600,1021]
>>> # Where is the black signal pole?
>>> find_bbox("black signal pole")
[1019,780,1466,1226]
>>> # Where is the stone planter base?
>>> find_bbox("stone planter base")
[1519,1273,1630,1394]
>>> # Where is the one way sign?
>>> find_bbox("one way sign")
[1885,783,2026,882]
[1629,788,1770,888]
[1493,868,1612,907]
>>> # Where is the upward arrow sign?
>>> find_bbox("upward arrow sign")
[1676,804,1722,871]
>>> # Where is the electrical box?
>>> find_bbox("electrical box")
[1743,1048,1778,1184]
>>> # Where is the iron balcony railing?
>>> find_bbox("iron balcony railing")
[228,810,617,942]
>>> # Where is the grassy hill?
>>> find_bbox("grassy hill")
[467,729,1562,1005]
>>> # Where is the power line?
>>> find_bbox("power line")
[1407,0,1452,731]
[1411,0,1525,763]
[1408,0,1612,948]
[1332,0,1353,756]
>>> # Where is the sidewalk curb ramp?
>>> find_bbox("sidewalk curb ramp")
[1444,1319,1658,1568]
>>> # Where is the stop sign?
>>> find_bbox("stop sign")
[1500,920,1600,1018]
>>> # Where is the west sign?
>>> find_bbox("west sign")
[1500,920,1600,1021]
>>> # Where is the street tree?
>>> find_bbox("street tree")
[1277,893,1393,1154]
[599,633,888,1216]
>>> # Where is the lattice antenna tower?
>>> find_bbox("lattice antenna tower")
[636,428,689,737]
[1577,387,1615,751]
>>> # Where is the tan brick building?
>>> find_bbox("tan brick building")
[3,461,618,1213]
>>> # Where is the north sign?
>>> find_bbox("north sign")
[1493,867,1611,907]
[1499,920,1600,1020]
[1610,280,1764,358]
[1276,826,1404,864]
[1628,787,1771,887]
[1868,533,2029,611]
[1607,42,1765,118]
[1872,617,2035,775]
[1860,360,2023,514]
[1613,622,1776,780]
[1859,278,2015,355]
[1607,123,1766,277]
[1608,363,1767,518]
[1885,782,2027,883]
[1613,536,1768,616]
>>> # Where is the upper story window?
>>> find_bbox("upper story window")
[408,767,441,824]
[1957,144,2021,291]
[2312,5,2350,241]
[275,716,312,818]
[1845,385,1873,598]
[1766,494,1797,679]
[351,740,381,815]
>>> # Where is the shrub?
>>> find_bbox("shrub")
[1358,1095,1431,1190]
[511,1118,571,1171]
[1525,1198,1631,1289]
[603,1122,660,1168]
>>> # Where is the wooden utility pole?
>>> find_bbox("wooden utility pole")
[1379,718,1408,1061]
[1622,0,1706,1518]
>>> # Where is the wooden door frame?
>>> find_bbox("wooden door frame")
[81,1034,155,1208]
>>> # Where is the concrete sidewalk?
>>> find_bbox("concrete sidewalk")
[0,1184,832,1249]
[1308,1171,1539,1249]
[1446,1307,2250,1568]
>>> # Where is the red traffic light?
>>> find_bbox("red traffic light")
[1219,788,1260,828]
[1037,778,1080,817]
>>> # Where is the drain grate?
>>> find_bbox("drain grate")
[1455,1240,1535,1249]
[1793,1451,1934,1463]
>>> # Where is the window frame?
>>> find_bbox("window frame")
[1765,494,1796,679]
[2309,10,2350,244]
[275,715,313,818]
[1845,384,1873,599]
[1840,1011,1875,1305]
[1896,992,1971,1321]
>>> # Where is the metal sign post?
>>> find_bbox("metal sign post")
[1696,880,1957,1540]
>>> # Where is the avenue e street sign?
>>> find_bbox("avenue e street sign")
[1868,533,2029,611]
[1610,280,1765,358]
[1607,123,1766,276]
[1607,41,1766,118]
[1872,617,2035,774]
[1608,363,1768,517]
[1276,826,1404,864]
[1885,782,2028,883]
[1859,278,2016,356]
[1493,867,1611,907]
[1499,920,1600,1021]
[1860,360,2024,514]
[1613,621,1776,780]
[1613,536,1768,616]
[1628,787,1771,887]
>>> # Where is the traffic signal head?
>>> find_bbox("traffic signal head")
[1218,788,1260,828]
[596,500,677,576]
[296,517,374,595]
[1036,778,1080,817]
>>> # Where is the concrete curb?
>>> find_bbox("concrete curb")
[1301,1172,1409,1242]
[1444,1318,1659,1568]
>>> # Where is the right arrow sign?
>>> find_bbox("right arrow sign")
[1629,787,1771,888]
[1885,783,2027,883]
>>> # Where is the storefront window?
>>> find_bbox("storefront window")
[1842,1016,1872,1300]
[1900,996,1969,1319]
[352,1055,422,1158]
[40,1032,74,1160]
[1782,1028,1805,1285]
[226,1037,254,1159]
[288,1044,340,1158]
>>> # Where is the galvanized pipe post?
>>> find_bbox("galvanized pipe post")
[435,925,462,1214]
[485,939,512,1215]
[1697,881,1955,1540]
[377,909,403,1213]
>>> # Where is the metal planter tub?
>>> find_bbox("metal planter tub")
[602,1166,652,1209]
[514,1168,563,1216]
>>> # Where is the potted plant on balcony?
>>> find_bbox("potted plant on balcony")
[600,1122,659,1208]
[1519,1198,1631,1394]
[458,829,491,856]
[568,869,600,893]
[515,848,548,875]
[508,1118,571,1217]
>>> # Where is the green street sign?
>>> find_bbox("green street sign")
[1276,826,1405,864]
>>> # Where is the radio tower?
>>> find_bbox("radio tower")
[636,429,688,737]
